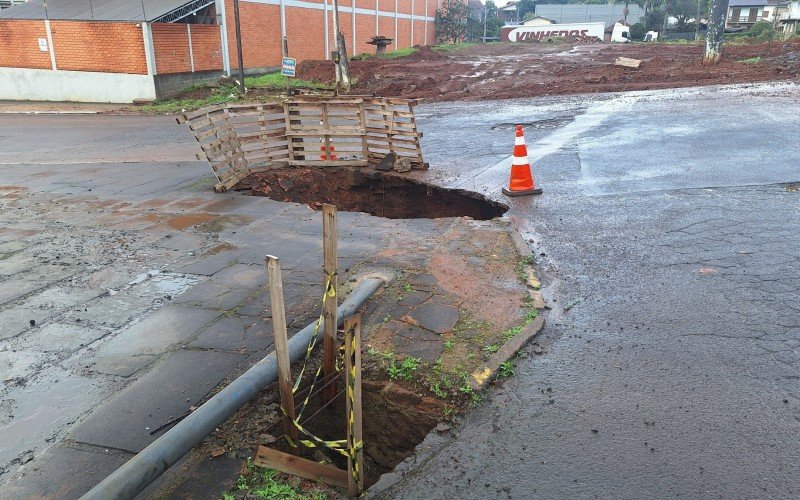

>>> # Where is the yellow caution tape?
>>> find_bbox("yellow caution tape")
[279,270,363,487]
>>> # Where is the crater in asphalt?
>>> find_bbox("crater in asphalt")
[244,166,508,220]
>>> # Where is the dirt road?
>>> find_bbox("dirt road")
[298,40,800,101]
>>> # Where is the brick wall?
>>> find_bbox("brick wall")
[225,1,283,71]
[227,0,437,70]
[0,20,146,74]
[152,23,191,73]
[190,24,224,71]
[0,20,51,69]
[50,21,147,74]
[151,23,224,74]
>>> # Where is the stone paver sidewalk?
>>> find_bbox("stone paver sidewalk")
[0,113,521,498]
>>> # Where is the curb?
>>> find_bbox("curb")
[468,226,546,390]
[0,110,101,115]
[468,314,545,390]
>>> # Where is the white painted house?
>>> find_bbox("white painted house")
[781,0,800,34]
[726,0,787,28]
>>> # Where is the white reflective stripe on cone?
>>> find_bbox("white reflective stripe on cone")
[512,156,529,166]
[515,136,526,146]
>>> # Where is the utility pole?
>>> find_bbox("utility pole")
[331,0,351,91]
[704,0,729,63]
[483,2,488,42]
[695,0,701,40]
[232,0,246,93]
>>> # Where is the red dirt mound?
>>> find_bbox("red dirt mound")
[298,39,800,102]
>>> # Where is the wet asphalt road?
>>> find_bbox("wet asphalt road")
[1,82,798,498]
[380,82,800,499]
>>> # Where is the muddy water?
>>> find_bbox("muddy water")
[0,369,119,473]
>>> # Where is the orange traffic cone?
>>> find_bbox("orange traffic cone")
[502,125,542,197]
[320,144,338,161]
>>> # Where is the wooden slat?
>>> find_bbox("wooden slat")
[289,159,369,167]
[286,130,365,137]
[254,446,349,488]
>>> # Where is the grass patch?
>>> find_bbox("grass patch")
[226,459,329,499]
[432,42,476,52]
[353,47,417,60]
[388,356,421,381]
[378,47,417,59]
[245,72,331,89]
[738,56,762,64]
[140,71,331,114]
[498,361,515,378]
[515,255,535,283]
[141,85,239,114]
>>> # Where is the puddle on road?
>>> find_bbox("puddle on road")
[0,369,117,474]
[125,270,199,297]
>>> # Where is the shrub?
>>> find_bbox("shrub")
[630,23,647,41]
[747,21,777,41]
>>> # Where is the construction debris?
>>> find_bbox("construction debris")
[394,157,412,173]
[615,57,642,68]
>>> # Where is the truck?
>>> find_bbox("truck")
[500,22,605,43]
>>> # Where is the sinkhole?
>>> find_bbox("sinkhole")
[243,166,508,220]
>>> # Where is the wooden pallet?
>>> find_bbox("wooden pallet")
[178,97,425,192]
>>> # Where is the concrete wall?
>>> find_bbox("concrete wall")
[0,66,156,103]
[153,69,224,99]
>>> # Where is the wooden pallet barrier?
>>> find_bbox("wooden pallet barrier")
[179,96,425,192]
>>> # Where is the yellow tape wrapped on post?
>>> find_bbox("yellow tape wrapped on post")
[281,272,338,447]
[346,331,361,487]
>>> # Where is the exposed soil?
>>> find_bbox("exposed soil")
[202,213,538,496]
[297,39,800,102]
[242,166,508,220]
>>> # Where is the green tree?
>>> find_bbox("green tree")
[643,7,665,30]
[670,0,704,28]
[517,0,537,20]
[486,0,498,18]
[436,0,468,43]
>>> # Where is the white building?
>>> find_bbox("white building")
[726,0,787,28]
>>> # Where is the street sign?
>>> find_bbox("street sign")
[281,57,296,77]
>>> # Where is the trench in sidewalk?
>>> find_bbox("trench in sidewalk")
[202,165,520,495]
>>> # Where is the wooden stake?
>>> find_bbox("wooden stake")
[266,255,298,446]
[344,315,364,497]
[322,204,338,403]
[254,446,349,488]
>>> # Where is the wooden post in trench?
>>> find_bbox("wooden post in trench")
[322,204,339,403]
[266,255,299,448]
[344,314,364,497]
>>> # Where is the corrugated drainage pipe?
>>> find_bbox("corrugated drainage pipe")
[81,277,384,500]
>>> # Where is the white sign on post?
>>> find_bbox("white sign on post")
[38,38,48,52]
